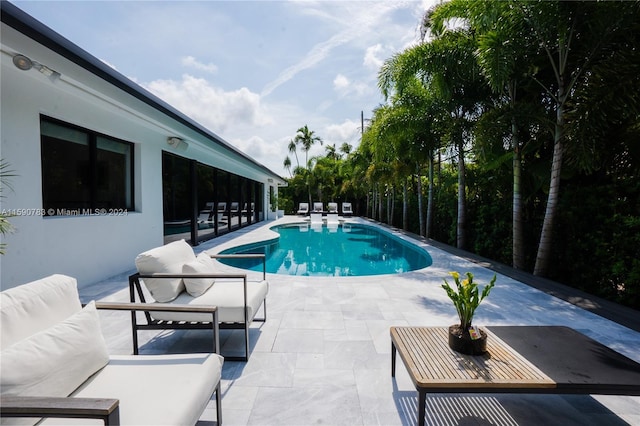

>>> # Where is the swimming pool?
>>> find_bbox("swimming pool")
[218,222,432,276]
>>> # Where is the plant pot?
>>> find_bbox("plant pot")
[448,325,487,355]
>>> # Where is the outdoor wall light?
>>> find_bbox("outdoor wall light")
[167,136,188,151]
[12,54,33,70]
[12,53,60,81]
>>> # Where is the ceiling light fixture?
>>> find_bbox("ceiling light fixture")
[167,136,188,151]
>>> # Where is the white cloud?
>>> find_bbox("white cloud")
[181,56,218,74]
[333,73,370,98]
[325,119,362,145]
[363,44,384,70]
[144,75,272,134]
[333,74,350,91]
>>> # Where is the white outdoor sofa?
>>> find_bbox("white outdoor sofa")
[129,239,269,361]
[0,274,223,425]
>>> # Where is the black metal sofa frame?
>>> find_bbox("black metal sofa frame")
[128,253,267,362]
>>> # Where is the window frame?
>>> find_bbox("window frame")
[40,115,135,216]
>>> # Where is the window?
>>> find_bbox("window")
[41,117,134,216]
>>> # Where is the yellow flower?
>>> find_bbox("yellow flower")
[462,279,470,286]
[449,271,460,280]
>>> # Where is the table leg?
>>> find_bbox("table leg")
[391,341,396,377]
[418,389,426,426]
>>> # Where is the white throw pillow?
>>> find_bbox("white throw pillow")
[0,301,110,398]
[135,239,196,302]
[183,252,216,297]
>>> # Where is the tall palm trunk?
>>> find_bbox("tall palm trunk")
[456,135,466,250]
[402,179,408,231]
[535,82,566,276]
[512,117,525,269]
[416,163,425,237]
[388,187,394,225]
[378,184,383,222]
[426,152,434,238]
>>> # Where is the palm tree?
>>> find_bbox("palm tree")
[294,125,323,204]
[294,125,323,170]
[339,143,352,157]
[379,17,488,247]
[0,159,15,254]
[428,0,536,269]
[514,1,640,276]
[325,144,339,161]
[283,156,293,178]
[287,139,300,171]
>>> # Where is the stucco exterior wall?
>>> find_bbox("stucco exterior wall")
[1,18,280,289]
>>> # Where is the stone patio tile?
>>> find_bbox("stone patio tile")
[272,328,324,353]
[248,386,363,425]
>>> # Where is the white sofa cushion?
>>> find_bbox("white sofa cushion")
[0,301,109,399]
[135,240,195,302]
[182,252,216,297]
[151,279,269,324]
[40,353,224,425]
[1,274,81,347]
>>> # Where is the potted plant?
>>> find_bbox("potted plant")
[269,192,278,220]
[441,271,496,355]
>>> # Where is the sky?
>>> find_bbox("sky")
[13,0,439,177]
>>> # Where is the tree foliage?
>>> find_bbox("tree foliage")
[281,1,640,310]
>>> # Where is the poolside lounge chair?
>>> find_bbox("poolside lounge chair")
[313,202,324,213]
[230,201,240,216]
[198,201,215,223]
[342,202,353,216]
[310,212,323,231]
[326,213,339,232]
[327,202,338,213]
[297,202,309,215]
[216,202,228,224]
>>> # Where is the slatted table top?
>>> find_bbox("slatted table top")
[391,326,555,390]
[391,326,640,395]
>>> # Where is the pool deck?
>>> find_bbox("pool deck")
[83,216,640,425]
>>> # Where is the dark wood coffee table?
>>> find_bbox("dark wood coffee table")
[390,326,640,426]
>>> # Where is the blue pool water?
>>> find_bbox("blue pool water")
[218,223,432,276]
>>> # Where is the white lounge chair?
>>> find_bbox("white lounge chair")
[342,202,353,216]
[230,201,240,216]
[313,202,324,213]
[198,201,215,223]
[216,202,227,224]
[310,212,323,231]
[326,213,339,232]
[297,202,309,215]
[327,202,338,213]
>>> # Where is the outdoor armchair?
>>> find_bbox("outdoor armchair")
[130,239,268,361]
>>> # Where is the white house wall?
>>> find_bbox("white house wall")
[1,19,281,289]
